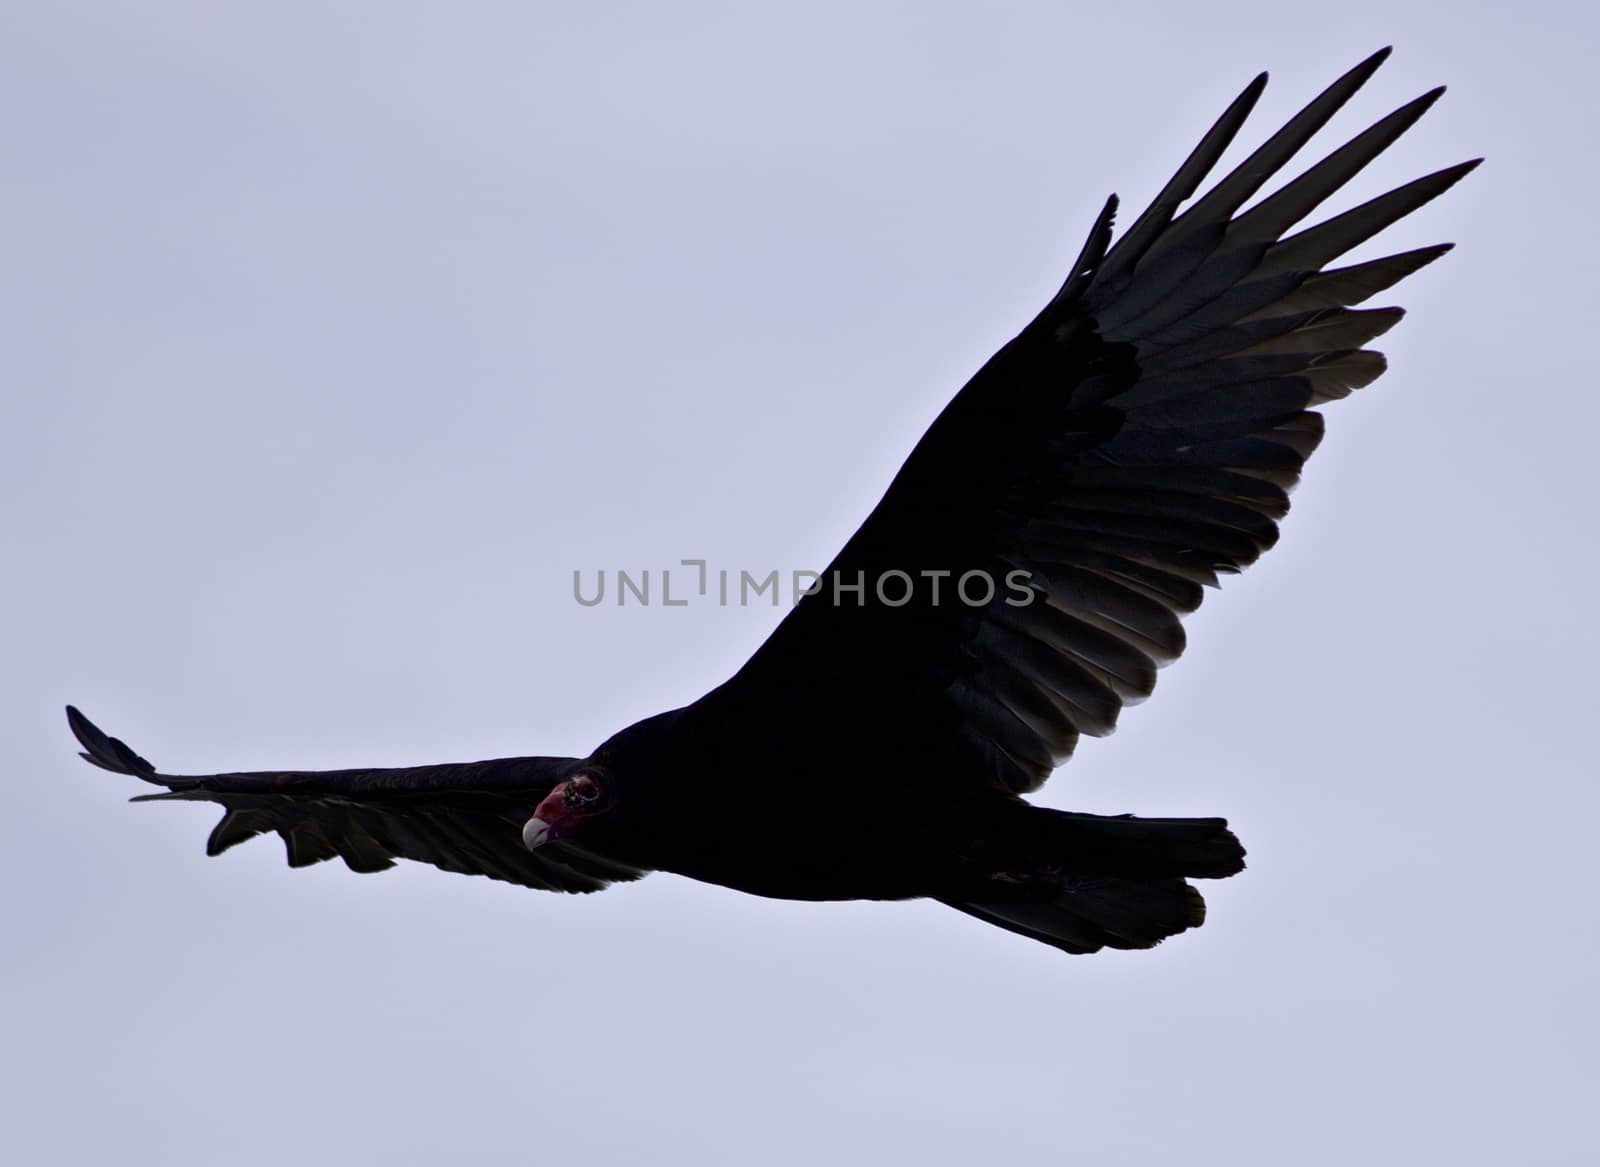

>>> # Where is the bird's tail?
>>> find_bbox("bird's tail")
[941,810,1245,954]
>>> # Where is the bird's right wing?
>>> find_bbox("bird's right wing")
[68,706,645,892]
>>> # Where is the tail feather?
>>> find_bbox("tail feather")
[942,877,1207,955]
[1037,810,1246,879]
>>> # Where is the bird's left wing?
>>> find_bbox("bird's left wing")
[716,50,1476,796]
[67,706,645,891]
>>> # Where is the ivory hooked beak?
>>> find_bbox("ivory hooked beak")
[521,815,553,850]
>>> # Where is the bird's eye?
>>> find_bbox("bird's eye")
[566,776,601,809]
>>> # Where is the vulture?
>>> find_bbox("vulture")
[68,49,1475,955]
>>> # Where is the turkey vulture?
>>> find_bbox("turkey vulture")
[68,49,1475,955]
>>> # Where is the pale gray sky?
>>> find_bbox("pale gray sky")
[4,3,1595,1164]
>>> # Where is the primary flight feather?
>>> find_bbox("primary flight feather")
[69,49,1476,954]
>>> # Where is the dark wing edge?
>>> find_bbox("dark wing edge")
[971,50,1478,791]
[66,705,645,893]
[726,50,1478,798]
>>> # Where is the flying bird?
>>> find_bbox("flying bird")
[69,50,1475,955]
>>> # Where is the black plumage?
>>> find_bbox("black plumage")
[69,50,1476,955]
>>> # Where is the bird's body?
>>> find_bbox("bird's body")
[70,49,1476,954]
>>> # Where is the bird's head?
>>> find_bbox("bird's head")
[521,766,616,850]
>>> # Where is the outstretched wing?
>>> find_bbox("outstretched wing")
[719,49,1477,796]
[68,706,645,892]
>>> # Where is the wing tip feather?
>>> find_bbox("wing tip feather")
[66,704,162,781]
